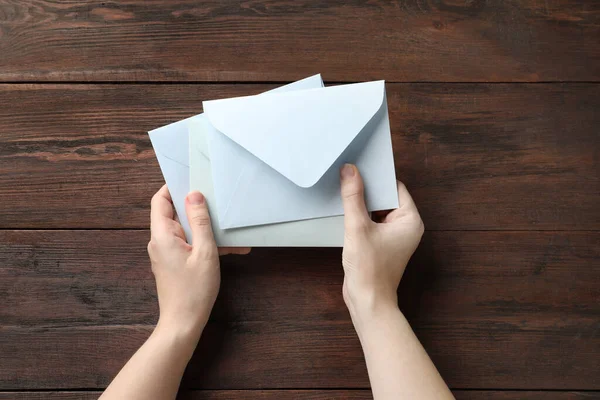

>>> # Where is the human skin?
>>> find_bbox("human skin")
[100,165,453,399]
[99,187,248,400]
[339,164,454,400]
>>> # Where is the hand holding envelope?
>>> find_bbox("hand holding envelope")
[149,75,398,247]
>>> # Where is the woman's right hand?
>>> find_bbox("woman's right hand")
[339,164,424,325]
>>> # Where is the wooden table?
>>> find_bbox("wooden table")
[1,1,598,399]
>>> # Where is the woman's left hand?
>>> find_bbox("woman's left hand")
[147,185,250,339]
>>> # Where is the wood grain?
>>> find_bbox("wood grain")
[0,1,598,82]
[0,83,597,230]
[1,318,598,390]
[1,0,598,396]
[1,391,598,400]
[0,231,598,390]
[1,231,598,327]
[453,393,600,400]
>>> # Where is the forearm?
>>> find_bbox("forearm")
[350,301,454,400]
[100,322,202,400]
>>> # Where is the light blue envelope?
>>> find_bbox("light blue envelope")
[149,74,344,245]
[203,81,398,229]
[149,115,197,241]
[189,118,344,246]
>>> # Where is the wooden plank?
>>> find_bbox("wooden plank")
[0,231,598,390]
[0,83,597,230]
[0,1,598,82]
[0,392,372,400]
[454,393,600,400]
[1,231,598,327]
[1,391,598,400]
[0,318,598,390]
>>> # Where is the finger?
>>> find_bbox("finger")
[340,164,371,230]
[384,181,420,223]
[185,191,217,253]
[171,211,187,240]
[396,181,418,212]
[219,247,252,256]
[151,185,175,233]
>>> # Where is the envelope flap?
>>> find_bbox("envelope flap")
[203,81,385,188]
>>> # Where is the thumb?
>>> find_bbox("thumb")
[340,164,370,231]
[185,191,217,253]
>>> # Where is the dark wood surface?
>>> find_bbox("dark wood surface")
[1,84,598,230]
[0,0,598,398]
[1,391,599,400]
[1,231,597,389]
[2,231,598,327]
[2,391,599,400]
[1,0,599,82]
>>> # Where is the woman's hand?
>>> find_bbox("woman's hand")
[339,164,424,324]
[148,185,249,340]
[101,186,250,400]
[339,165,453,400]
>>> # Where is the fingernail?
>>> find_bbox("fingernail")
[341,164,355,180]
[188,191,205,205]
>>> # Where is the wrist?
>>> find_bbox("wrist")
[155,316,206,357]
[350,301,403,339]
[343,282,400,334]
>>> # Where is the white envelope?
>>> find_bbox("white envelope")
[149,74,343,245]
[148,115,197,242]
[189,117,344,246]
[202,81,398,229]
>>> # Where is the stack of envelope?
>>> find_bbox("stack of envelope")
[149,74,398,247]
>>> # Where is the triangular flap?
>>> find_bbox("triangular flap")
[203,81,385,188]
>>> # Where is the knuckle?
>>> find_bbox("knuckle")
[149,231,177,248]
[191,213,211,227]
[342,188,363,201]
[408,211,425,236]
[150,231,165,244]
[150,192,161,207]
[147,238,163,254]
[409,211,423,227]
[147,241,159,266]
[194,244,218,261]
